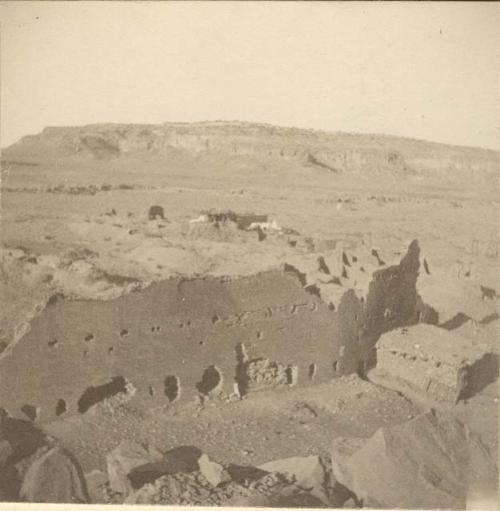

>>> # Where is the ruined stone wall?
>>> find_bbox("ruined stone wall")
[0,242,427,422]
[333,240,424,375]
[0,271,337,421]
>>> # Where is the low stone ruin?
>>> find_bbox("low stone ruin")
[368,324,498,404]
[186,209,283,243]
[189,210,276,231]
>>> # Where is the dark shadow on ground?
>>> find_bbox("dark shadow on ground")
[0,415,48,501]
[128,445,202,490]
[440,311,499,331]
[481,313,499,325]
[458,353,499,401]
[440,312,471,331]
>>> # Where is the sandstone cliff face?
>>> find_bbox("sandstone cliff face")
[4,122,499,183]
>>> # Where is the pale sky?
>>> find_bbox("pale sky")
[1,1,500,150]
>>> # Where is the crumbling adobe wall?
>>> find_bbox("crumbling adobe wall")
[0,271,337,421]
[0,242,427,422]
[333,240,428,375]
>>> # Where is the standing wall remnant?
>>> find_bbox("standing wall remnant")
[0,241,428,421]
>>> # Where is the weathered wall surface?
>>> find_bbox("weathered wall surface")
[333,240,429,375]
[0,271,337,421]
[0,242,427,422]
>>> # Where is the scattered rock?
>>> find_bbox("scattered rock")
[125,469,325,507]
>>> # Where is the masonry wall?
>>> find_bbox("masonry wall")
[333,240,424,375]
[0,242,426,422]
[0,271,337,421]
[372,324,498,404]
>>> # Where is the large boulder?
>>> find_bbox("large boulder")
[19,446,89,503]
[331,410,498,509]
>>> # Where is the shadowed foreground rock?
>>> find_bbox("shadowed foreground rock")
[331,410,498,509]
[106,439,164,494]
[93,441,336,506]
[19,446,89,503]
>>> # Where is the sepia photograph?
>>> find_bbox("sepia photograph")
[0,1,499,509]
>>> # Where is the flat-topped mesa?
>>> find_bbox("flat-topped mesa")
[4,123,499,179]
[0,241,431,422]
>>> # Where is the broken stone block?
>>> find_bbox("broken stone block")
[197,453,231,487]
[106,440,163,495]
[331,410,498,509]
[258,455,331,505]
[342,497,358,508]
[85,469,109,504]
[369,324,498,404]
[19,446,89,503]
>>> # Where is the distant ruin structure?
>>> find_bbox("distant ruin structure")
[148,205,165,221]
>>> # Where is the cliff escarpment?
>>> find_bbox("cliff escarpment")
[3,122,499,183]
